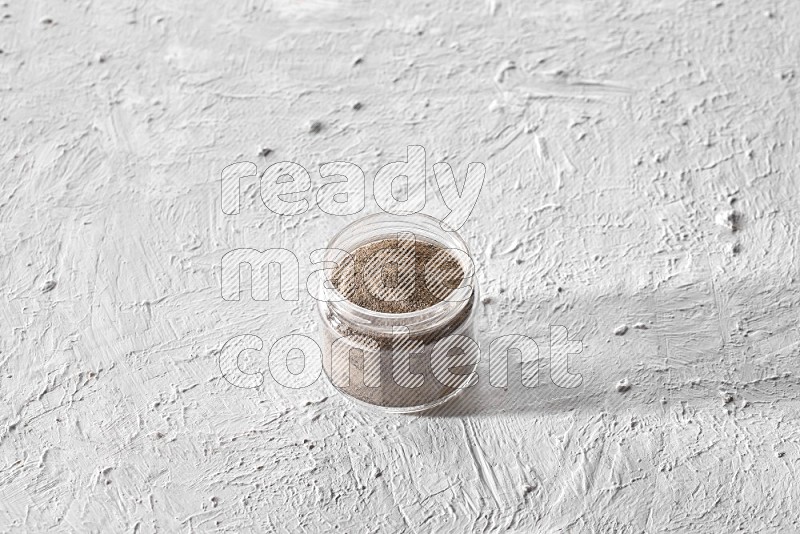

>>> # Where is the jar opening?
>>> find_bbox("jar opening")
[318,213,477,336]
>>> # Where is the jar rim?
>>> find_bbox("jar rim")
[318,212,476,335]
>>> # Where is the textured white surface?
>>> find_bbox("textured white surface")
[2,0,799,531]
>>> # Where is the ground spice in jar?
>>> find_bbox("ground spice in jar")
[320,235,478,411]
[330,238,465,313]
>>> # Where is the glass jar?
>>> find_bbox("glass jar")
[316,213,480,413]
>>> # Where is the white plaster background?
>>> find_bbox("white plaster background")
[1,0,799,531]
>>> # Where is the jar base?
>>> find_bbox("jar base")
[321,373,470,415]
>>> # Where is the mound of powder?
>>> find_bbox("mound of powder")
[330,238,465,313]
